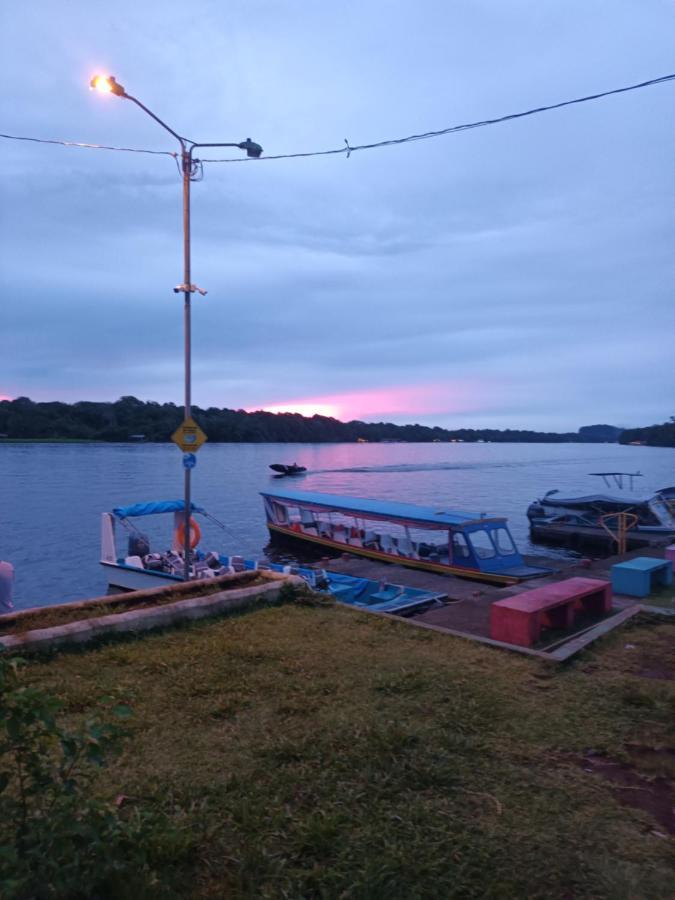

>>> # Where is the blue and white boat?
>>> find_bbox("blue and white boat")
[101,500,213,591]
[100,500,444,614]
[261,489,552,585]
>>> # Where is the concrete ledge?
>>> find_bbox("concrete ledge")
[352,601,650,662]
[0,569,269,628]
[0,574,304,654]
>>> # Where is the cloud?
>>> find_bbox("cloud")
[1,0,674,430]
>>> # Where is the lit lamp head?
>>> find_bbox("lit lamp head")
[89,75,126,97]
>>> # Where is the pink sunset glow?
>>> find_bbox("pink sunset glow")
[247,383,482,422]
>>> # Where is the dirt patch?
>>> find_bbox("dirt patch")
[577,751,675,834]
[623,632,675,681]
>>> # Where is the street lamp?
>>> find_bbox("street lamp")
[90,74,262,579]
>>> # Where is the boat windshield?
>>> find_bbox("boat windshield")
[493,527,517,556]
[468,529,496,559]
[467,526,517,559]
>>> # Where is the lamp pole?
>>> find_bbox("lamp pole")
[90,75,262,580]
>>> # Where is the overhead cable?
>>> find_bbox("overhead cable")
[1,72,673,165]
[200,72,675,162]
[0,132,176,157]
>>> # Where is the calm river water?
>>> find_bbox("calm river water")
[2,442,673,610]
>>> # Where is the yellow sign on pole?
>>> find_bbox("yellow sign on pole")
[171,417,208,453]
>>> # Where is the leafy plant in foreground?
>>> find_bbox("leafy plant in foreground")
[0,657,191,899]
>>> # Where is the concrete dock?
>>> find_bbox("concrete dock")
[323,545,670,642]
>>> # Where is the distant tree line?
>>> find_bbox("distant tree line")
[618,419,675,448]
[0,396,639,444]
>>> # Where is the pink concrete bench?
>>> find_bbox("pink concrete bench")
[490,577,612,647]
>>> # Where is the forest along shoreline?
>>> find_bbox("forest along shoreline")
[1,397,673,445]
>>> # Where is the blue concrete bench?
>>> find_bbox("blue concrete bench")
[611,557,673,598]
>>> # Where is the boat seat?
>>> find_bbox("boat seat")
[124,555,144,569]
[300,510,318,532]
[143,553,164,571]
[397,537,417,558]
[204,551,222,569]
[369,586,404,602]
[230,555,246,572]
[348,527,363,547]
[193,561,212,579]
[329,584,356,599]
[379,534,395,554]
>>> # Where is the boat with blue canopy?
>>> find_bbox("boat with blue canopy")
[261,488,552,585]
[101,500,212,591]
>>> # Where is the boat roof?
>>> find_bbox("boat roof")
[113,500,205,519]
[261,489,504,528]
[544,494,648,505]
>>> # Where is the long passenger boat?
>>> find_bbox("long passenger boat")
[261,489,552,585]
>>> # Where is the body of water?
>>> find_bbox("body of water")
[2,441,673,610]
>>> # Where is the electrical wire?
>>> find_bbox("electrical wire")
[199,72,675,163]
[1,72,673,166]
[0,132,176,157]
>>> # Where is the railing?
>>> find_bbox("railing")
[598,511,639,555]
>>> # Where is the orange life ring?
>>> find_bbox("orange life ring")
[176,516,201,550]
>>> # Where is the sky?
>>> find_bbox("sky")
[1,0,673,431]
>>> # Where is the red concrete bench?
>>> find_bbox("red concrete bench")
[490,577,612,647]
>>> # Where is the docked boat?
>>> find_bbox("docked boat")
[101,500,225,591]
[527,482,675,535]
[100,499,442,612]
[269,463,307,476]
[261,489,552,585]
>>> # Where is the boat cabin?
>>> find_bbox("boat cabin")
[261,489,548,584]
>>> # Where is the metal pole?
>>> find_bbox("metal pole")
[95,86,261,583]
[182,149,192,580]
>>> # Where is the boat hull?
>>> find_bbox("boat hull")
[267,524,526,585]
[101,561,184,592]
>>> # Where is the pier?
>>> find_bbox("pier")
[321,544,672,657]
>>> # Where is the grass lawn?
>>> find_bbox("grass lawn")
[644,582,675,610]
[13,600,675,899]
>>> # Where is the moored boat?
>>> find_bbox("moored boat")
[101,500,226,591]
[527,483,675,535]
[100,499,442,612]
[261,489,552,585]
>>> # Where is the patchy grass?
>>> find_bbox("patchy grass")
[644,582,675,610]
[14,604,675,899]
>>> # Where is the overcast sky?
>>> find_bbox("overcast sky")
[1,0,673,431]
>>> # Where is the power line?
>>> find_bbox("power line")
[1,72,673,165]
[200,72,675,162]
[0,132,176,157]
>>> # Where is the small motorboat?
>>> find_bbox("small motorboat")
[269,463,307,476]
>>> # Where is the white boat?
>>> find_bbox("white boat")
[100,500,233,591]
[527,474,675,535]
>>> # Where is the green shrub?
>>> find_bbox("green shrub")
[0,657,193,899]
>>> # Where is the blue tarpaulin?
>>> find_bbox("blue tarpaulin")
[112,500,205,519]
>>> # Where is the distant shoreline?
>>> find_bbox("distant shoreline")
[1,397,672,446]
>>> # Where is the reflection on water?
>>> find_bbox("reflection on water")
[1,441,673,609]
